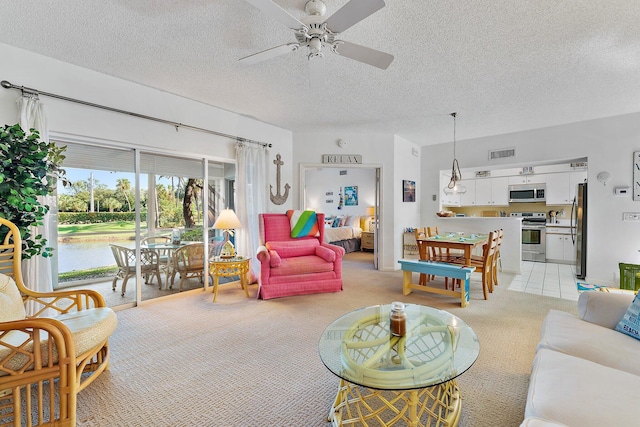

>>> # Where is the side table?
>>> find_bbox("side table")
[208,256,251,302]
[361,231,374,251]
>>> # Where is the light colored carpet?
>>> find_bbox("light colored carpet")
[75,252,577,426]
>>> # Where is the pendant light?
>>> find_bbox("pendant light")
[443,112,467,195]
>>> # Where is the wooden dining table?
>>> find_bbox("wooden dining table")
[416,232,489,265]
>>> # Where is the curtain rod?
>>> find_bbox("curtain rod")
[1,79,272,148]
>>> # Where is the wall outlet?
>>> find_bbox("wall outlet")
[623,212,640,222]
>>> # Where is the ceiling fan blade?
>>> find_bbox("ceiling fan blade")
[244,0,306,30]
[334,41,394,69]
[308,55,325,89]
[239,43,299,65]
[324,0,385,34]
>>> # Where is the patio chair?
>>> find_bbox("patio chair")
[141,235,172,277]
[170,243,206,292]
[110,244,163,296]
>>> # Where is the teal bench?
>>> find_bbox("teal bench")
[398,259,475,307]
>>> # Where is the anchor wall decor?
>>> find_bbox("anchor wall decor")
[270,153,290,205]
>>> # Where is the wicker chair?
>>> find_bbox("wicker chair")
[169,243,207,292]
[110,244,163,296]
[0,217,117,426]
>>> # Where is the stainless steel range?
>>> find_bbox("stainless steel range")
[511,212,547,262]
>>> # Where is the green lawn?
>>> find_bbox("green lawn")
[58,221,145,234]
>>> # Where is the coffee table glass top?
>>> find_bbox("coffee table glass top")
[318,304,479,390]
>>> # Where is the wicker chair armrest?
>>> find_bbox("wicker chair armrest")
[0,317,76,380]
[22,288,106,318]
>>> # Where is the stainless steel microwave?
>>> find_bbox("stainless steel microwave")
[508,184,546,203]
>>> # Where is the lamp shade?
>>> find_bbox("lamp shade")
[366,206,375,216]
[213,209,242,230]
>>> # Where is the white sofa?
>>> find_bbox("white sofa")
[521,291,640,426]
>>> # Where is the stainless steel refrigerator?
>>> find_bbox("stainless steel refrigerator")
[572,183,587,279]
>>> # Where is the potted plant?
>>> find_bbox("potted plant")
[0,123,66,259]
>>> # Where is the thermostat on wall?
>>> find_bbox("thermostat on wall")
[614,186,630,196]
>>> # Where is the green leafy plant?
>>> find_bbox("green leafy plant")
[0,123,67,259]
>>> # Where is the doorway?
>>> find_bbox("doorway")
[300,164,382,270]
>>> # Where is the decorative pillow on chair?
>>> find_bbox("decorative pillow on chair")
[287,210,320,238]
[615,294,640,340]
[268,249,282,267]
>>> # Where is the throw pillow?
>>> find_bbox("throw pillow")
[0,273,26,322]
[615,294,640,340]
[269,250,281,267]
[332,217,341,228]
[287,210,319,238]
[315,245,336,262]
[338,216,347,227]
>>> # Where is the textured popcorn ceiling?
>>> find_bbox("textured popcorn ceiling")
[1,1,639,145]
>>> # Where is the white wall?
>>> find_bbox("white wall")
[0,43,294,211]
[293,131,421,271]
[304,167,376,217]
[393,135,422,263]
[422,113,640,286]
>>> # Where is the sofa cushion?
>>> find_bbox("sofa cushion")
[270,255,334,277]
[0,273,26,322]
[525,348,640,426]
[615,293,640,340]
[577,290,635,328]
[0,307,117,375]
[538,309,640,376]
[315,245,336,263]
[520,417,569,427]
[266,239,319,258]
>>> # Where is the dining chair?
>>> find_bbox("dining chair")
[426,226,464,262]
[451,230,498,300]
[170,243,207,292]
[414,227,430,286]
[492,229,504,288]
[110,244,163,296]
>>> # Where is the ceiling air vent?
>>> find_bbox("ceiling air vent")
[488,148,516,160]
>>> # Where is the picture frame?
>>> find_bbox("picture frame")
[344,186,358,206]
[403,180,416,202]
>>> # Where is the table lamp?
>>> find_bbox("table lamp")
[366,206,375,231]
[213,209,242,258]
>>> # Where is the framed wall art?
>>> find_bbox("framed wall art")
[403,180,416,202]
[344,186,358,206]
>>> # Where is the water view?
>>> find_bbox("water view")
[57,240,133,273]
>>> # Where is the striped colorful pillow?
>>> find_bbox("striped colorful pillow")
[287,210,319,238]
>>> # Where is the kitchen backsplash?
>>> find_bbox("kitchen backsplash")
[448,203,571,219]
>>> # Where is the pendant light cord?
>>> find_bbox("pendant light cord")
[447,112,461,189]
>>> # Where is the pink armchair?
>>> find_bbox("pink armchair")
[256,213,345,299]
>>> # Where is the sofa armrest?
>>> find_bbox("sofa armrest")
[256,245,269,262]
[577,291,635,329]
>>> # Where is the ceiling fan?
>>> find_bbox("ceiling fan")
[242,0,394,86]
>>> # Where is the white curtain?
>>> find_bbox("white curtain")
[17,95,55,316]
[235,141,268,282]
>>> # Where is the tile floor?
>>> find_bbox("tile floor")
[508,261,580,301]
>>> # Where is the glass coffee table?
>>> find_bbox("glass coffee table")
[318,304,479,427]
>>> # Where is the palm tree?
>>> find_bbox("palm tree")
[116,178,132,212]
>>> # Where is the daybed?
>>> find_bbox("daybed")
[322,215,365,253]
[256,212,345,299]
[0,217,117,426]
[521,290,640,426]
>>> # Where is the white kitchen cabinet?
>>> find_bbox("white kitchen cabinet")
[508,175,547,185]
[459,179,476,206]
[475,177,509,206]
[545,171,587,204]
[546,227,575,263]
